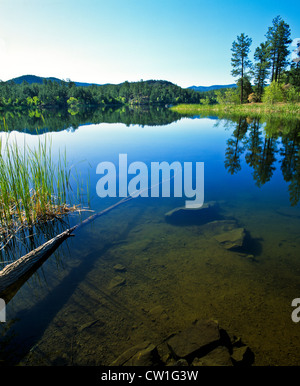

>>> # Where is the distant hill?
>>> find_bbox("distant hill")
[8,74,102,87]
[8,76,236,92]
[188,84,237,92]
[1,76,202,108]
[10,75,62,85]
[8,75,176,88]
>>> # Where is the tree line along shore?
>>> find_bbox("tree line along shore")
[173,15,300,116]
[1,16,299,115]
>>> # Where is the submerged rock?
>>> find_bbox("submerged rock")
[201,219,257,256]
[148,305,169,322]
[113,264,127,272]
[165,201,220,225]
[126,344,160,366]
[237,253,256,262]
[110,341,161,366]
[167,319,221,360]
[201,219,238,234]
[192,346,233,366]
[231,346,254,366]
[213,227,246,250]
[166,358,189,366]
[110,341,152,366]
[110,319,255,366]
[108,275,126,289]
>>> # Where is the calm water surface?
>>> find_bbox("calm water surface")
[1,108,300,366]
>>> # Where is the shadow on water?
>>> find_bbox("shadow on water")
[0,203,143,365]
[1,242,111,365]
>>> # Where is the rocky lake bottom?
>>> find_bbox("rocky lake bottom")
[1,114,300,366]
[3,196,299,366]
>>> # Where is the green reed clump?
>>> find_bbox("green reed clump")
[0,134,79,248]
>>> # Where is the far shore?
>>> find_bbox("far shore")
[170,102,300,119]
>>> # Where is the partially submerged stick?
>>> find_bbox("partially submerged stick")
[0,195,133,303]
[0,171,176,303]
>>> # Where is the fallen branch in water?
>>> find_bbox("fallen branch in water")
[0,195,133,303]
[0,170,176,303]
[0,201,87,252]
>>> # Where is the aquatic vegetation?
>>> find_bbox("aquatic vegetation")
[170,102,300,120]
[0,134,82,250]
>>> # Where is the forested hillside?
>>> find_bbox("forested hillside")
[0,78,203,109]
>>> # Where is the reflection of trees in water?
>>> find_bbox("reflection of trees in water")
[252,136,277,186]
[224,117,300,206]
[244,119,263,172]
[224,117,248,174]
[0,106,182,133]
[280,124,300,206]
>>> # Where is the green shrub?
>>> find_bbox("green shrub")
[215,89,240,105]
[262,81,285,104]
[286,86,300,103]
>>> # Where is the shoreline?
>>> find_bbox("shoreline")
[170,102,300,119]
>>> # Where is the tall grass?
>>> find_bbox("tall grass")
[170,102,300,120]
[0,133,80,249]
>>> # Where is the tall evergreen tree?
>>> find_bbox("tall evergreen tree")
[253,42,271,100]
[237,76,253,103]
[231,33,252,104]
[265,15,292,82]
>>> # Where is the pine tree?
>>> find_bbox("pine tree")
[231,33,252,104]
[253,42,271,100]
[265,16,292,82]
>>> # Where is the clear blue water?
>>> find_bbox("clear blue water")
[1,111,300,365]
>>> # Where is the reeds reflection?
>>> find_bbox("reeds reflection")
[0,214,72,267]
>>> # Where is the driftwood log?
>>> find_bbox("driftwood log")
[0,196,133,303]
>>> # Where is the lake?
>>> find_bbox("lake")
[1,107,300,366]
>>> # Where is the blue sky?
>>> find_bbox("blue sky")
[1,0,299,87]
